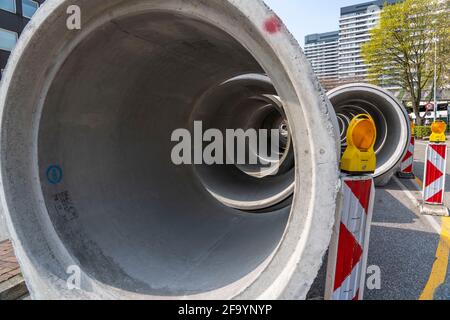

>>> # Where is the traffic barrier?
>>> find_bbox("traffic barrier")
[421,121,449,217]
[397,135,415,179]
[423,143,447,205]
[325,175,375,300]
[325,115,376,300]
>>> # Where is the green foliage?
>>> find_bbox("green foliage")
[361,0,450,125]
[414,126,432,139]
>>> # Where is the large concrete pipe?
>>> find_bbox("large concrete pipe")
[0,0,340,299]
[328,84,411,186]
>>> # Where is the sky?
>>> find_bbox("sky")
[263,0,368,47]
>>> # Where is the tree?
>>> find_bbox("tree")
[361,0,450,125]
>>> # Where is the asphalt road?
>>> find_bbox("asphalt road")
[367,139,450,300]
[308,139,450,300]
[365,180,440,299]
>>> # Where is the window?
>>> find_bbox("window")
[22,0,38,19]
[0,0,16,13]
[0,28,18,52]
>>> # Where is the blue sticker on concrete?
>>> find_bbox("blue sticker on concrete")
[47,165,63,185]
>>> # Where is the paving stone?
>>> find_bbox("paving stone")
[0,240,26,300]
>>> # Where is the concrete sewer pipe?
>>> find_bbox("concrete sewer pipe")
[328,83,411,186]
[0,0,408,299]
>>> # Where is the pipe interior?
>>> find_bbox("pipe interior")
[330,89,407,177]
[192,75,295,211]
[38,12,291,297]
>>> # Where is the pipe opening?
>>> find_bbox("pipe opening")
[192,75,295,211]
[328,85,409,181]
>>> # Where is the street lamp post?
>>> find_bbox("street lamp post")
[433,37,438,122]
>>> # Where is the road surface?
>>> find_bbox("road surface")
[309,139,450,300]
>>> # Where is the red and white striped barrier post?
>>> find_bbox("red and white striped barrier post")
[420,121,449,216]
[325,175,375,300]
[397,135,415,179]
[325,115,377,300]
[423,144,447,205]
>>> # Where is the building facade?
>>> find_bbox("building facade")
[304,31,340,89]
[0,0,44,76]
[338,0,402,82]
[305,0,404,88]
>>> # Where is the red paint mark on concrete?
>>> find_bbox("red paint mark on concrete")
[264,16,282,34]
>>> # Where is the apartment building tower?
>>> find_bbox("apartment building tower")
[338,0,403,82]
[304,31,340,88]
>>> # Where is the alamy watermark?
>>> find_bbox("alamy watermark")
[66,5,81,30]
[64,263,381,293]
[171,121,283,175]
[66,265,81,290]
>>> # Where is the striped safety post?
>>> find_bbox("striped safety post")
[325,175,375,300]
[397,135,415,179]
[420,121,449,216]
[423,143,447,205]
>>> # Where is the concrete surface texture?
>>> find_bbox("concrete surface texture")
[0,209,9,242]
[0,0,341,299]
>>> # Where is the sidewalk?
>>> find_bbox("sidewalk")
[0,240,28,300]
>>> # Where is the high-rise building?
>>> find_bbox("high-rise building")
[338,0,402,82]
[304,0,404,88]
[0,0,45,76]
[304,31,340,89]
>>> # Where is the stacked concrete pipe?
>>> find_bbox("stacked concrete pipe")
[0,0,409,300]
